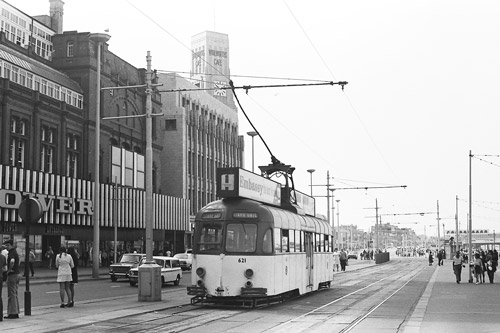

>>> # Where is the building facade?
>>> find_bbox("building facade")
[158,30,244,217]
[0,0,191,263]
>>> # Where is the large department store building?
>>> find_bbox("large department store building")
[0,1,243,263]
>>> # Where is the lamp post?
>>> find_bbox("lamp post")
[307,169,315,196]
[89,32,110,279]
[336,199,340,248]
[247,131,258,172]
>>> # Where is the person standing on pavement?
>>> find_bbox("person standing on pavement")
[486,257,496,283]
[473,252,483,284]
[428,250,434,266]
[46,246,54,269]
[55,246,74,308]
[452,251,464,283]
[437,250,442,266]
[28,249,35,277]
[0,244,7,321]
[3,239,19,319]
[339,249,348,272]
[333,248,340,272]
[68,247,79,307]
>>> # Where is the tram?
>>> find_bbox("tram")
[187,167,333,307]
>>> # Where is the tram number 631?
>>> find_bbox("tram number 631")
[238,258,247,263]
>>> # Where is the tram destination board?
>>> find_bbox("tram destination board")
[216,167,281,205]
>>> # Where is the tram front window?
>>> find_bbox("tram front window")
[197,222,223,252]
[225,223,257,253]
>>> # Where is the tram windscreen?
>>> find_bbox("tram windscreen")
[225,223,257,253]
[197,222,223,252]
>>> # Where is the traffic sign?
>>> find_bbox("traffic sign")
[18,198,43,223]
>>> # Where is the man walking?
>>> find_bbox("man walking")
[339,249,348,272]
[3,240,20,319]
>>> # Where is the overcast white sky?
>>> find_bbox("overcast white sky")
[10,0,500,237]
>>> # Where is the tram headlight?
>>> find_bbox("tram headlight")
[245,280,253,288]
[244,268,254,279]
[196,267,206,278]
[197,280,205,287]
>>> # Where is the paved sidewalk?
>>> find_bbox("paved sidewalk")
[404,260,499,333]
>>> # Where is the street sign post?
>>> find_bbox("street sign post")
[18,197,43,316]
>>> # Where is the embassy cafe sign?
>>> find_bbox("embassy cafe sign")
[0,189,93,216]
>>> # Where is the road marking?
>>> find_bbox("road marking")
[46,291,59,294]
[111,285,122,288]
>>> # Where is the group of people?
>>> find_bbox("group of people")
[333,248,349,272]
[451,249,498,284]
[1,240,81,320]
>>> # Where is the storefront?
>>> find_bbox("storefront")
[0,165,191,265]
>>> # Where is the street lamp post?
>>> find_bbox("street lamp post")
[336,199,340,248]
[89,32,110,279]
[307,169,315,197]
[247,131,258,172]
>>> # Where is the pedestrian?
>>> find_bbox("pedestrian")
[333,248,340,272]
[55,246,74,308]
[28,249,35,277]
[428,251,434,266]
[452,251,464,283]
[0,244,7,321]
[82,250,89,267]
[339,249,348,272]
[473,252,483,285]
[493,249,499,269]
[46,246,54,269]
[68,247,79,307]
[3,239,20,319]
[437,250,442,266]
[485,258,496,283]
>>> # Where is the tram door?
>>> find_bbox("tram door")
[305,232,314,287]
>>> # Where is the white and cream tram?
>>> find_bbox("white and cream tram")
[187,167,333,307]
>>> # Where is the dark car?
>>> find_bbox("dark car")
[109,253,145,282]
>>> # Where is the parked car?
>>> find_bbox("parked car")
[109,253,145,282]
[128,256,182,287]
[348,251,358,260]
[173,252,192,271]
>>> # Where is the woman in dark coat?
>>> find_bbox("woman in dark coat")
[428,250,434,266]
[67,247,79,307]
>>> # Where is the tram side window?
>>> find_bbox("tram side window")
[274,228,282,253]
[198,223,223,252]
[263,228,273,254]
[315,233,321,252]
[325,234,330,252]
[300,231,304,252]
[225,223,257,253]
[289,230,295,253]
[282,229,289,252]
[320,234,325,252]
[296,231,302,252]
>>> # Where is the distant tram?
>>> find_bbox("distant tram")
[187,167,333,307]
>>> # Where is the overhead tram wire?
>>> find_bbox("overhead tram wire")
[155,70,334,83]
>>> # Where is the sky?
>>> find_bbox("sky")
[9,0,500,238]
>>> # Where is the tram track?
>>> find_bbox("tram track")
[267,259,431,333]
[54,258,432,333]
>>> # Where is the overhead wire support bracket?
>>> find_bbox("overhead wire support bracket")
[157,80,348,93]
